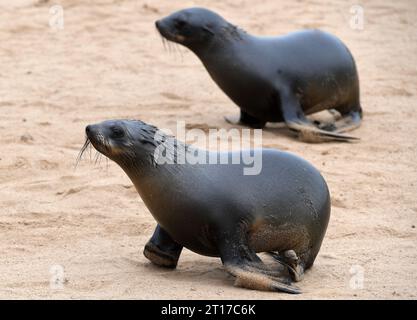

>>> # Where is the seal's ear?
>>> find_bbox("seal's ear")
[202,25,215,36]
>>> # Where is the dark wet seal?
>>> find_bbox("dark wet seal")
[156,7,363,142]
[81,119,332,294]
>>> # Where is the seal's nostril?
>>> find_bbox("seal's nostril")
[85,125,91,135]
[155,20,160,29]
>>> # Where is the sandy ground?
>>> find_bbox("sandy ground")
[0,0,416,299]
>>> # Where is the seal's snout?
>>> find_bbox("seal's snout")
[85,124,97,139]
[155,17,181,43]
[85,123,110,156]
[155,19,167,35]
[85,124,100,142]
[155,19,170,39]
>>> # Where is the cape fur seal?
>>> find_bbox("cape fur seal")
[156,7,363,142]
[82,119,331,294]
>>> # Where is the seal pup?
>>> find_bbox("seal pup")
[155,8,363,142]
[82,119,331,294]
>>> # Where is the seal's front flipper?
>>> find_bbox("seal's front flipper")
[224,111,266,129]
[279,89,359,142]
[143,225,183,268]
[218,233,301,294]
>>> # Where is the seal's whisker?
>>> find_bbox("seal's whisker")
[89,141,92,161]
[75,138,91,169]
[171,43,175,55]
[163,38,169,53]
[94,151,102,166]
[174,42,184,61]
[172,42,180,60]
[168,40,174,54]
[161,36,167,51]
[162,36,183,60]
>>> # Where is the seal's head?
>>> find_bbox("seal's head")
[83,120,159,168]
[155,7,229,50]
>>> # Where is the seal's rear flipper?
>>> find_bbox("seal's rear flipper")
[279,88,359,143]
[218,232,301,294]
[287,121,360,143]
[225,264,301,294]
[333,109,362,134]
[267,250,305,282]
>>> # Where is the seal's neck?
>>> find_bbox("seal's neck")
[116,135,197,224]
[191,23,248,57]
[117,133,192,190]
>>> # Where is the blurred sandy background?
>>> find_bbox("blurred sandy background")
[0,0,416,299]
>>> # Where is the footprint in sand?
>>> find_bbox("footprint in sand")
[142,3,160,14]
[185,123,219,133]
[20,133,34,144]
[161,92,189,101]
[331,196,348,209]
[38,160,59,170]
[56,186,85,197]
[9,157,31,169]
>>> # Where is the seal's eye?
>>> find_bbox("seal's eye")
[174,19,187,29]
[110,126,124,139]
